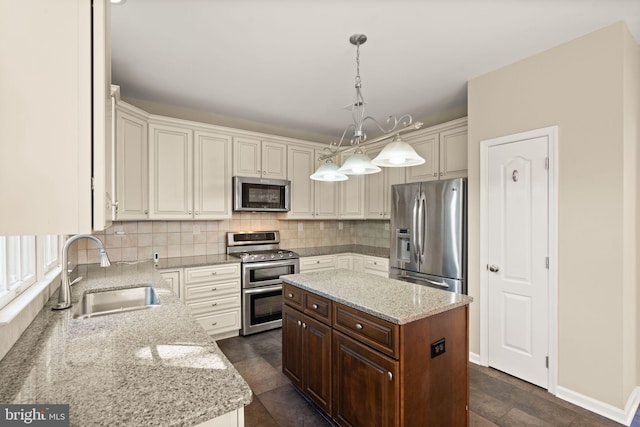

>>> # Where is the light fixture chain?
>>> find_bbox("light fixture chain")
[355,42,361,86]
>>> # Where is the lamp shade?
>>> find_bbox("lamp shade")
[372,136,425,167]
[310,160,348,181]
[337,151,381,175]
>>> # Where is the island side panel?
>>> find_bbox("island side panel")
[399,305,469,427]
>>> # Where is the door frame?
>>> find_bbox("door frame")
[479,126,558,394]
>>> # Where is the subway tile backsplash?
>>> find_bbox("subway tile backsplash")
[80,213,390,263]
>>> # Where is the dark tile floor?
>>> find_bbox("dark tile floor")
[217,329,634,427]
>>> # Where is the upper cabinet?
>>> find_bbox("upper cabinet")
[148,118,232,220]
[0,0,110,234]
[233,137,287,179]
[364,145,405,219]
[115,102,149,220]
[405,118,468,183]
[339,153,365,219]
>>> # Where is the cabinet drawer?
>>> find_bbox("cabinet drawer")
[184,280,240,301]
[193,308,241,335]
[364,256,388,273]
[333,303,398,358]
[283,283,304,310]
[300,256,335,272]
[304,292,332,325]
[186,294,241,316]
[185,264,240,284]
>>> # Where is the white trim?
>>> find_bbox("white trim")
[556,385,640,426]
[469,352,483,366]
[479,126,558,394]
[0,267,61,326]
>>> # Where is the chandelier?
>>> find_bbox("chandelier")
[310,34,424,182]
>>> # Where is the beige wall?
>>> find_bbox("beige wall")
[468,22,639,409]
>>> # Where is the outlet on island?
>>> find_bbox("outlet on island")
[431,338,446,358]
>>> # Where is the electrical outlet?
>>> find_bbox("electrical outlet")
[193,225,201,235]
[431,338,446,358]
[338,222,343,230]
[298,222,303,232]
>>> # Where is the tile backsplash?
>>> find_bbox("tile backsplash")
[78,213,390,264]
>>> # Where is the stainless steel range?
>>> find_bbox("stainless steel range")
[227,231,299,335]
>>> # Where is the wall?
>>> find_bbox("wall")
[468,22,639,412]
[81,215,390,263]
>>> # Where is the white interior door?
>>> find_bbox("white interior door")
[487,136,549,388]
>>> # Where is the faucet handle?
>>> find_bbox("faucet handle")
[70,276,83,286]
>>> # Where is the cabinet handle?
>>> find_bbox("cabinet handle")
[195,211,200,215]
[211,322,218,326]
[144,209,149,214]
[316,260,320,264]
[211,272,217,275]
[297,320,302,327]
[439,172,444,176]
[287,293,293,298]
[211,287,217,291]
[302,322,307,329]
[188,210,192,214]
[211,303,217,307]
[355,323,363,330]
[388,371,393,381]
[312,304,318,309]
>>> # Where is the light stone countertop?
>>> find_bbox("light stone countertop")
[291,244,389,259]
[0,261,252,427]
[281,269,472,325]
[155,253,240,270]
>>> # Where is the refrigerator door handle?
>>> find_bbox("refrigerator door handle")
[412,194,420,263]
[418,192,426,257]
[422,278,448,289]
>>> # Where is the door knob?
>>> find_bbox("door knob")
[488,265,500,272]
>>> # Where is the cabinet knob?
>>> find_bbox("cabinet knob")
[433,173,437,177]
[211,302,217,307]
[388,371,393,381]
[211,272,217,275]
[355,323,363,330]
[195,211,200,215]
[302,322,307,329]
[144,209,149,214]
[312,304,318,309]
[211,322,218,326]
[287,293,293,298]
[440,172,444,176]
[297,320,302,327]
[316,260,320,264]
[211,287,217,291]
[188,210,192,214]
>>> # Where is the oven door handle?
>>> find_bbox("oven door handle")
[243,284,283,295]
[243,259,299,270]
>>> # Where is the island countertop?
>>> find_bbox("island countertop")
[0,261,251,427]
[281,269,473,325]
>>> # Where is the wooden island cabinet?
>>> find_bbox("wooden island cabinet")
[281,270,473,427]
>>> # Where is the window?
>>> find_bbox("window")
[0,235,61,311]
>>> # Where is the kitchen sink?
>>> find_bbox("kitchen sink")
[74,285,160,319]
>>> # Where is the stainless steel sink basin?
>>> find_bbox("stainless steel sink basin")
[74,285,160,319]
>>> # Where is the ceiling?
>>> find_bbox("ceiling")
[111,0,640,143]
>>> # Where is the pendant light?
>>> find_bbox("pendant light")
[310,34,424,181]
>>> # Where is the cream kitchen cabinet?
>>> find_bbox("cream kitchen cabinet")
[148,118,232,220]
[159,269,181,298]
[363,255,389,277]
[339,153,366,219]
[285,146,339,220]
[115,101,149,220]
[183,263,241,340]
[0,0,111,234]
[233,137,287,179]
[364,145,405,219]
[405,118,468,183]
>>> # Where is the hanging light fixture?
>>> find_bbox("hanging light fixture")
[310,34,424,182]
[310,159,348,181]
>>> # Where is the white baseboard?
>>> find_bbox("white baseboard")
[469,352,483,366]
[556,385,640,426]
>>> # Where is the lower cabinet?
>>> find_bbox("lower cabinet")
[183,263,241,339]
[283,282,469,427]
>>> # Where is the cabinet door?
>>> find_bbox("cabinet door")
[115,105,148,220]
[303,316,332,414]
[335,255,352,270]
[282,305,304,388]
[333,331,399,427]
[339,154,365,219]
[194,131,232,219]
[384,163,405,219]
[232,137,261,177]
[286,145,315,219]
[364,147,384,219]
[439,125,468,179]
[405,131,439,183]
[314,149,339,219]
[148,123,193,219]
[351,255,364,272]
[262,140,287,179]
[159,270,181,298]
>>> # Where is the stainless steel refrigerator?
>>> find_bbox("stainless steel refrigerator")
[389,178,467,294]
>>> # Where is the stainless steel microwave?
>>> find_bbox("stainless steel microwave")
[233,176,291,212]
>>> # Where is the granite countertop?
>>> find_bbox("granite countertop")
[287,244,390,259]
[281,269,472,325]
[155,253,240,270]
[0,261,251,427]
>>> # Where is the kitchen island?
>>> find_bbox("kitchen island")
[0,261,251,427]
[281,269,473,427]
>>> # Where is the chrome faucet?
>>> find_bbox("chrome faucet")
[53,234,111,310]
